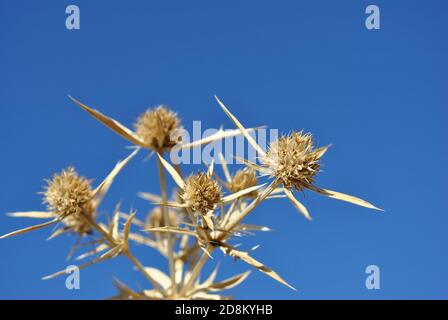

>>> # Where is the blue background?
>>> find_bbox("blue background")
[0,0,447,299]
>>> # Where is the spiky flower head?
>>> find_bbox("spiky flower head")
[181,172,222,215]
[261,131,323,190]
[134,105,181,151]
[146,207,178,229]
[43,167,95,234]
[227,168,258,196]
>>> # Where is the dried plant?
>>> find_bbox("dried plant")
[133,105,181,151]
[1,95,382,299]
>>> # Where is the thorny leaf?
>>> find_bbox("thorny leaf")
[123,212,136,245]
[208,270,251,291]
[42,246,122,280]
[144,267,171,291]
[111,278,143,300]
[283,187,312,220]
[76,243,109,261]
[218,152,232,183]
[151,201,189,208]
[235,223,271,233]
[214,95,266,157]
[225,247,296,291]
[309,185,383,211]
[206,159,215,177]
[93,148,140,205]
[156,153,185,189]
[138,192,162,203]
[7,211,55,219]
[0,219,58,239]
[221,184,266,203]
[179,128,259,150]
[47,227,67,240]
[119,212,145,228]
[69,96,147,147]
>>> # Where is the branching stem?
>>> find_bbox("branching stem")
[79,211,165,293]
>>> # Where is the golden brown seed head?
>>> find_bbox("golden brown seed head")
[134,105,181,151]
[181,172,222,215]
[146,207,178,229]
[43,167,95,234]
[261,131,322,190]
[227,168,258,196]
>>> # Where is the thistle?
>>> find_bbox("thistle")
[181,172,222,215]
[1,94,383,300]
[43,167,95,235]
[1,148,139,240]
[260,131,323,190]
[155,154,265,230]
[68,96,253,152]
[146,207,179,229]
[152,154,296,290]
[214,95,382,222]
[133,105,181,151]
[226,168,258,196]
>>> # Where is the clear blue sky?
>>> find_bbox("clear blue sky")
[0,0,447,299]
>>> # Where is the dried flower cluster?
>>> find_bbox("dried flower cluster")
[43,167,95,235]
[134,105,181,151]
[261,131,322,190]
[1,95,382,299]
[181,172,222,215]
[226,168,258,195]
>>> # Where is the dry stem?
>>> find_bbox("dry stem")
[157,153,177,295]
[181,245,214,294]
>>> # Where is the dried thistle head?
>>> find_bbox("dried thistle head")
[43,167,95,234]
[133,105,181,151]
[227,168,258,196]
[181,172,222,215]
[145,207,178,229]
[261,131,322,190]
